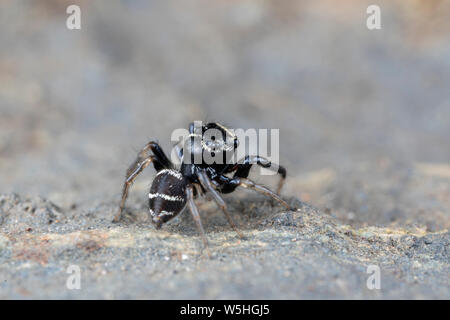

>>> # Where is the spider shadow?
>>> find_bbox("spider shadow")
[114,191,301,239]
[162,194,301,237]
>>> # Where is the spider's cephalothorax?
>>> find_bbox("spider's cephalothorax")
[114,122,292,254]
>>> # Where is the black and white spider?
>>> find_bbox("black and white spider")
[113,122,292,253]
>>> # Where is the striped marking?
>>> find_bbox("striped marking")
[201,140,234,152]
[215,123,236,138]
[187,133,202,138]
[156,169,183,180]
[148,193,185,202]
[149,209,175,217]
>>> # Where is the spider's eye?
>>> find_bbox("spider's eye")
[211,136,216,141]
[211,152,215,157]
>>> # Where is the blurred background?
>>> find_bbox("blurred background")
[1,0,449,230]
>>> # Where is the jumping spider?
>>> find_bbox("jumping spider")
[114,122,293,254]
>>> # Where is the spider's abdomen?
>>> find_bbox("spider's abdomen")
[149,169,187,228]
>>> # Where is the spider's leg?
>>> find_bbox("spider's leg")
[113,141,172,222]
[217,163,252,194]
[186,185,211,256]
[114,155,155,222]
[147,141,173,170]
[238,156,287,194]
[224,177,292,210]
[219,156,286,195]
[197,171,244,239]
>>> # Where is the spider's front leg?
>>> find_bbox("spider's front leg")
[219,175,293,211]
[222,156,287,195]
[197,171,244,239]
[113,141,172,222]
[240,156,287,194]
[238,178,292,209]
[186,185,211,257]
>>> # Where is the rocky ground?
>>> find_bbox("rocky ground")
[0,0,449,299]
[0,160,448,299]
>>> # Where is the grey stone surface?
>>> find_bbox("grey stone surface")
[0,193,448,299]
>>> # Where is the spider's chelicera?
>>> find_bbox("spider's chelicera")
[113,122,293,253]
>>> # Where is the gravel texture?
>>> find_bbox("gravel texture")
[0,191,448,299]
